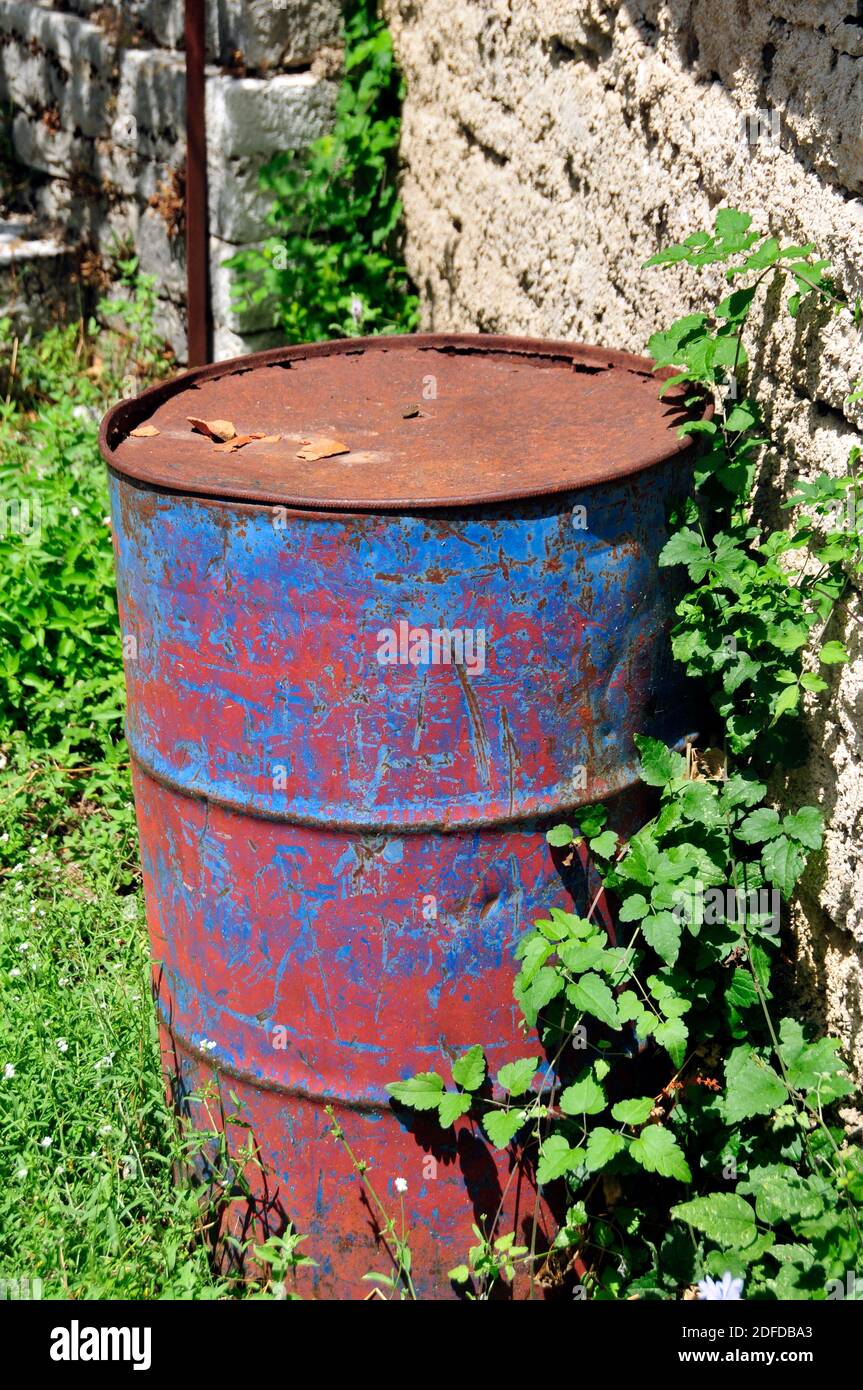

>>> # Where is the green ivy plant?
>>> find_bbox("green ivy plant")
[228,0,418,343]
[386,210,863,1300]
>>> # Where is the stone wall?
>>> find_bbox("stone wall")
[384,0,863,1091]
[0,0,342,358]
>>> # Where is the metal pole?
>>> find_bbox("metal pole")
[184,0,210,365]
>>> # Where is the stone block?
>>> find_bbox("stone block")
[0,216,79,331]
[12,110,95,179]
[212,320,285,363]
[205,70,336,160]
[210,1,342,71]
[0,2,118,137]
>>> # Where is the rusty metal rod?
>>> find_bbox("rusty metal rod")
[184,0,210,365]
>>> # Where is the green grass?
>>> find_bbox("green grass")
[0,280,302,1299]
[0,866,229,1299]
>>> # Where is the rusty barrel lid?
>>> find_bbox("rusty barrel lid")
[100,333,700,511]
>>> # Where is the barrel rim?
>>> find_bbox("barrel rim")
[99,333,709,512]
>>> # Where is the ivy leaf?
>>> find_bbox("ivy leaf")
[820,640,849,664]
[438,1092,473,1127]
[451,1044,486,1092]
[536,1134,583,1184]
[649,971,694,1016]
[782,806,823,851]
[761,834,806,897]
[386,1072,446,1111]
[654,1016,688,1067]
[566,973,621,1030]
[560,1073,607,1116]
[630,1126,691,1182]
[772,683,800,722]
[576,804,607,838]
[589,829,618,858]
[671,1193,758,1248]
[496,1056,539,1097]
[517,934,553,985]
[800,672,828,693]
[777,1018,854,1102]
[616,991,643,1023]
[725,402,758,431]
[616,832,660,887]
[738,1164,825,1224]
[715,208,753,238]
[659,529,710,577]
[546,824,574,847]
[515,966,564,1027]
[722,774,767,809]
[549,910,595,939]
[641,911,682,965]
[619,892,650,922]
[715,287,757,323]
[611,1096,655,1126]
[723,1045,787,1122]
[634,734,686,787]
[482,1108,526,1149]
[583,1127,627,1172]
[558,940,608,973]
[726,968,760,1010]
[736,807,782,843]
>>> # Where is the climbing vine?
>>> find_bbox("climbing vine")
[228,0,418,343]
[385,210,863,1300]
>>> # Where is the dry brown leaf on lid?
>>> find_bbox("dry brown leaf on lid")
[256,434,281,445]
[296,436,350,461]
[130,424,160,438]
[187,416,237,442]
[212,434,256,454]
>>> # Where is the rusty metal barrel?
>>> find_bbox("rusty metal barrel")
[100,334,698,1299]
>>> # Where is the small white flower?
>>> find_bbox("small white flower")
[58,977,70,988]
[94,1053,115,1070]
[39,1135,53,1149]
[9,968,21,979]
[17,941,29,952]
[102,516,111,526]
[56,1038,68,1053]
[70,506,80,517]
[15,1167,27,1180]
[697,1271,744,1300]
[3,1063,15,1079]
[395,1176,408,1194]
[0,832,8,843]
[199,1038,217,1052]
[350,296,364,323]
[98,1124,112,1136]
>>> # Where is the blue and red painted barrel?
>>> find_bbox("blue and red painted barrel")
[101,335,699,1298]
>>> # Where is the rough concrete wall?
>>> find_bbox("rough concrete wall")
[384,0,863,1089]
[0,0,342,358]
